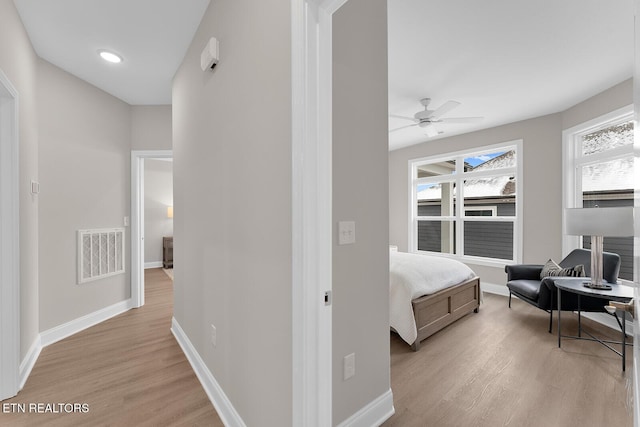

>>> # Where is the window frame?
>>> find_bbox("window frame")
[408,140,523,267]
[464,205,498,217]
[562,105,634,284]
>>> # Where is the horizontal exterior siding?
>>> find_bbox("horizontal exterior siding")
[464,222,513,260]
[583,237,634,281]
[415,197,634,279]
[417,202,514,260]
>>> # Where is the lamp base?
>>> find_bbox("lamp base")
[582,281,612,290]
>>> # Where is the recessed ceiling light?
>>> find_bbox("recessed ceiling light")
[98,50,123,64]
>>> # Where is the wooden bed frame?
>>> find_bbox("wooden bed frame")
[410,276,480,351]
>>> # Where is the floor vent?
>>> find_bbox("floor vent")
[78,228,125,284]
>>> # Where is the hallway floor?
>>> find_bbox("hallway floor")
[0,268,223,427]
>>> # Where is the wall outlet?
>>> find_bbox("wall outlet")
[343,353,355,380]
[211,324,217,347]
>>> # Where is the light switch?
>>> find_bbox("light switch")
[338,221,356,245]
[30,180,40,194]
[343,353,355,380]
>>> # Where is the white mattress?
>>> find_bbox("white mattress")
[390,251,475,345]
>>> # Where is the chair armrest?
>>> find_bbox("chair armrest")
[505,264,543,281]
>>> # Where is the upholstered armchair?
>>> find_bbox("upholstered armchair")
[505,248,622,332]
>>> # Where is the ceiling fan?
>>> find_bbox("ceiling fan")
[390,98,483,137]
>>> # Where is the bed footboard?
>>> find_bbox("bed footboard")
[410,276,480,351]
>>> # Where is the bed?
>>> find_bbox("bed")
[390,251,480,351]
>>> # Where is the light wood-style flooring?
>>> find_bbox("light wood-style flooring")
[383,293,634,427]
[0,268,223,427]
[2,274,634,426]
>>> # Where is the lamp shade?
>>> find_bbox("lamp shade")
[167,206,173,219]
[564,207,634,237]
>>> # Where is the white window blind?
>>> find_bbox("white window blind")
[77,228,125,284]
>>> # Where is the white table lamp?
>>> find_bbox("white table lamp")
[564,207,634,287]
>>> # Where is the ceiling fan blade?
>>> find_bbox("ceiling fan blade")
[430,100,461,120]
[438,117,484,124]
[389,123,418,133]
[423,124,439,138]
[389,114,418,123]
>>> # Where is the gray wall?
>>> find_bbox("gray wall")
[131,105,172,151]
[133,105,173,266]
[172,0,293,425]
[0,2,176,360]
[332,0,390,424]
[144,159,173,265]
[389,79,632,288]
[0,0,40,359]
[37,60,132,331]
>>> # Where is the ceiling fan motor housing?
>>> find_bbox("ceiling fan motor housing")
[414,110,433,120]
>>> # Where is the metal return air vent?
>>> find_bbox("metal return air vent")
[77,228,125,284]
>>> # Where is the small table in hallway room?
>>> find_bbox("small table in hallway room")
[555,277,634,371]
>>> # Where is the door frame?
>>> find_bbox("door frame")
[0,69,20,401]
[291,0,349,425]
[131,150,173,308]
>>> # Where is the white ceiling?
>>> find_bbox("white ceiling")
[388,0,634,150]
[13,1,634,147]
[13,0,210,105]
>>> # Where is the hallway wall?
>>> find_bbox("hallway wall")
[0,0,40,359]
[37,60,132,330]
[172,0,293,424]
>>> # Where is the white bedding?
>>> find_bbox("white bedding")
[390,251,475,345]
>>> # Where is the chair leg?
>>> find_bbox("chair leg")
[508,292,512,308]
[549,309,553,333]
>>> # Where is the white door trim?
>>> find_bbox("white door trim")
[131,150,173,308]
[0,68,20,401]
[291,0,348,425]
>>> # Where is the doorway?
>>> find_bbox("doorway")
[0,69,20,401]
[131,150,173,308]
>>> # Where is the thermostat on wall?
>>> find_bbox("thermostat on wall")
[201,37,219,71]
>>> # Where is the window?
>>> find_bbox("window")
[563,106,635,282]
[464,206,497,217]
[409,141,522,265]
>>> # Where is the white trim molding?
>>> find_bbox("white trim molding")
[40,299,134,347]
[486,282,634,335]
[0,68,20,401]
[408,140,523,265]
[131,150,173,308]
[144,261,164,269]
[481,281,510,297]
[291,1,335,425]
[335,389,394,427]
[171,317,246,427]
[19,336,42,389]
[561,104,633,256]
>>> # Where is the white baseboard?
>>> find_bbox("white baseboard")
[336,388,394,427]
[480,282,509,297]
[171,317,246,427]
[483,281,634,335]
[144,261,163,269]
[40,299,134,347]
[581,312,634,337]
[19,335,42,389]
